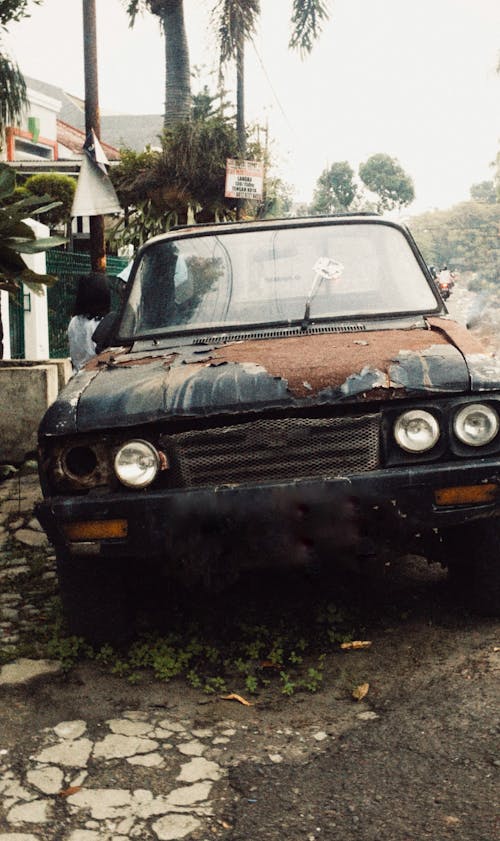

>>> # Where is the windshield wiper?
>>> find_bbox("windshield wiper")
[301,257,344,330]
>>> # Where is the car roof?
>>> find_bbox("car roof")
[139,213,403,252]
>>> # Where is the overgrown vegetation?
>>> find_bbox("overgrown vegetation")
[1,551,358,698]
[110,110,242,248]
[45,588,355,697]
[109,86,286,249]
[408,186,500,290]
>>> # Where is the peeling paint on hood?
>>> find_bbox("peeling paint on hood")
[38,318,500,436]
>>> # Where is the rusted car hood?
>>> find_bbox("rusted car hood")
[40,318,500,435]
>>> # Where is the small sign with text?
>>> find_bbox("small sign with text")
[225,159,264,200]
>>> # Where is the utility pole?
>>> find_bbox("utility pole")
[82,0,106,272]
[236,34,245,221]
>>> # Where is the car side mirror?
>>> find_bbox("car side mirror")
[92,311,118,353]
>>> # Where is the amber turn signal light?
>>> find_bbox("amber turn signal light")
[434,484,497,506]
[63,519,128,541]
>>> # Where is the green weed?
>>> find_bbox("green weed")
[17,567,357,697]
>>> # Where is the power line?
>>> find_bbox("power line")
[250,39,296,135]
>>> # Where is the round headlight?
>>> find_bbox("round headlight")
[453,403,499,447]
[394,410,440,453]
[114,440,159,488]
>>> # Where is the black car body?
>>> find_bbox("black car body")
[36,216,500,638]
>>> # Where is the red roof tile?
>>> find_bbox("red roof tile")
[57,119,121,161]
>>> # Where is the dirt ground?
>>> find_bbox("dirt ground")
[0,555,498,841]
[225,567,499,841]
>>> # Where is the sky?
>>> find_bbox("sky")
[5,0,500,214]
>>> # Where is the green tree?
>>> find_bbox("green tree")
[0,1,41,26]
[212,0,259,156]
[310,161,357,214]
[289,0,330,54]
[256,176,294,218]
[359,153,415,212]
[408,199,500,289]
[470,180,497,204]
[22,173,76,227]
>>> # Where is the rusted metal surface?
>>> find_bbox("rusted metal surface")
[425,317,486,354]
[426,317,500,390]
[39,317,500,437]
[209,325,470,397]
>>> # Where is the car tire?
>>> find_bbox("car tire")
[443,520,500,616]
[56,550,134,646]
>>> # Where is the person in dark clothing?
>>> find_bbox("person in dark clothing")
[67,272,111,372]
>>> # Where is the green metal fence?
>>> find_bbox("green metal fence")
[8,288,25,359]
[45,251,128,358]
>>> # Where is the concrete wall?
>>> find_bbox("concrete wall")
[0,220,73,464]
[0,359,71,463]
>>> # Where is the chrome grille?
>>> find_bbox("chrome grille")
[166,413,381,488]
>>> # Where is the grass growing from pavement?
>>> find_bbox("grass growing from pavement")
[1,545,361,697]
[44,574,358,697]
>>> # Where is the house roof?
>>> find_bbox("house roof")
[26,76,85,131]
[99,114,164,153]
[25,76,164,153]
[57,119,121,161]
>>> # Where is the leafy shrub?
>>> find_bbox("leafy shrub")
[23,173,76,226]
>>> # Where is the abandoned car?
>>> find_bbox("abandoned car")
[36,216,500,639]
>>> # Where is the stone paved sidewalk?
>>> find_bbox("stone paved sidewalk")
[0,466,57,662]
[0,467,233,839]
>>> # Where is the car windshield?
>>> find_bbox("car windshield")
[118,222,438,339]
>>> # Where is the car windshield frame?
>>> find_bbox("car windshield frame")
[116,218,442,342]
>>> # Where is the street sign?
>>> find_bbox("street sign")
[225,159,265,200]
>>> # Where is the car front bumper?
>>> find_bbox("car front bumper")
[35,459,500,578]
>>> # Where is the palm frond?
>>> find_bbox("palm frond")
[0,53,27,131]
[289,0,330,55]
[212,0,260,63]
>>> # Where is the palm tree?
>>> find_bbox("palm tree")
[125,0,191,127]
[213,0,330,157]
[213,0,260,157]
[126,1,330,134]
[0,54,28,137]
[0,1,43,134]
[289,0,330,55]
